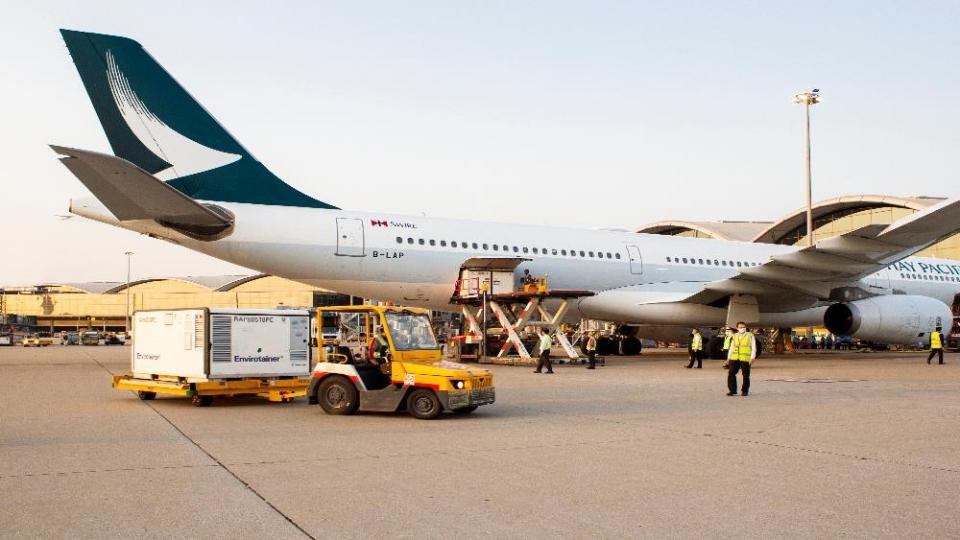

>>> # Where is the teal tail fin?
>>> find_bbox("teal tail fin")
[60,29,336,209]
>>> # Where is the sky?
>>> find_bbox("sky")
[1,0,958,285]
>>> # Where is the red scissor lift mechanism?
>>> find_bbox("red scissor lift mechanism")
[450,258,595,364]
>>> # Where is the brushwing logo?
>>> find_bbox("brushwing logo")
[105,51,241,180]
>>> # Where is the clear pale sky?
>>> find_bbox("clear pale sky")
[1,0,957,285]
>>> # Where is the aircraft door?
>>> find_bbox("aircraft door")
[626,245,643,275]
[335,218,365,256]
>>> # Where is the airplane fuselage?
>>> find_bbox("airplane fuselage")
[71,197,960,329]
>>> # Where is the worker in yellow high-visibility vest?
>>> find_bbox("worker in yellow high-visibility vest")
[585,332,599,370]
[726,321,756,396]
[722,328,734,359]
[927,326,945,365]
[686,328,704,369]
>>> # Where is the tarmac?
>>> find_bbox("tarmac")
[2,345,959,539]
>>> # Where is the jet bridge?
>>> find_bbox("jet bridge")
[451,258,595,364]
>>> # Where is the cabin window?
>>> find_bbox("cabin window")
[615,253,621,259]
[396,236,403,244]
[492,244,499,251]
[562,250,568,256]
[429,239,436,246]
[706,259,712,265]
[513,246,519,253]
[441,240,447,247]
[482,243,489,250]
[407,238,414,244]
[418,238,425,245]
[552,249,558,255]
[523,247,529,253]
[532,248,539,254]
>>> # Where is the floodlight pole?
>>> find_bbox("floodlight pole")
[793,90,820,247]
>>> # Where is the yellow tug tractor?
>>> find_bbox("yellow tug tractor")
[309,306,495,419]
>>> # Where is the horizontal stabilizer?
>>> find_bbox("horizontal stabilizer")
[52,145,233,239]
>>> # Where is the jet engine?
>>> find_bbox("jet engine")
[823,295,952,345]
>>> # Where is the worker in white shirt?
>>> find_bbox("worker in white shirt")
[726,322,756,396]
[534,328,554,374]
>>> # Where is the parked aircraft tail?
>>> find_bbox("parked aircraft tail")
[59,29,335,209]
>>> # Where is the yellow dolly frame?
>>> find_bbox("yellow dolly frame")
[112,374,310,407]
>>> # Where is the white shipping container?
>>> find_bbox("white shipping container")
[132,309,310,379]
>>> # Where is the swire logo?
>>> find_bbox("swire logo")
[370,219,417,229]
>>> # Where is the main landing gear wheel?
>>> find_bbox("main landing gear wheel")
[407,388,441,420]
[318,376,359,415]
[191,395,213,407]
[137,391,156,401]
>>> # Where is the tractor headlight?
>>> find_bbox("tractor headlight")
[451,380,465,390]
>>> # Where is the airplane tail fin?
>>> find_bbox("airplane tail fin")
[59,29,336,209]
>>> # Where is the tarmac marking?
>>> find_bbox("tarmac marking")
[0,463,221,480]
[75,346,316,540]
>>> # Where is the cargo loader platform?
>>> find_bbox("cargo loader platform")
[112,374,311,407]
[449,257,595,365]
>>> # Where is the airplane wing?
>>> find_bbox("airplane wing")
[689,198,960,306]
[51,145,233,238]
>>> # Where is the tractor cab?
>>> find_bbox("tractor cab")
[309,305,495,419]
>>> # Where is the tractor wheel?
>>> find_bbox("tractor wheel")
[407,388,441,420]
[318,376,359,415]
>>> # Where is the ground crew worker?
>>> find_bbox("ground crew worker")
[727,322,756,396]
[928,326,945,365]
[521,269,536,290]
[368,330,389,366]
[722,328,733,362]
[585,332,598,369]
[686,328,703,369]
[534,329,554,374]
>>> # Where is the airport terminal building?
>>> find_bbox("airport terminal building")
[638,195,960,260]
[0,275,358,332]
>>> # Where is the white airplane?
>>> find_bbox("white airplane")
[55,30,960,347]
